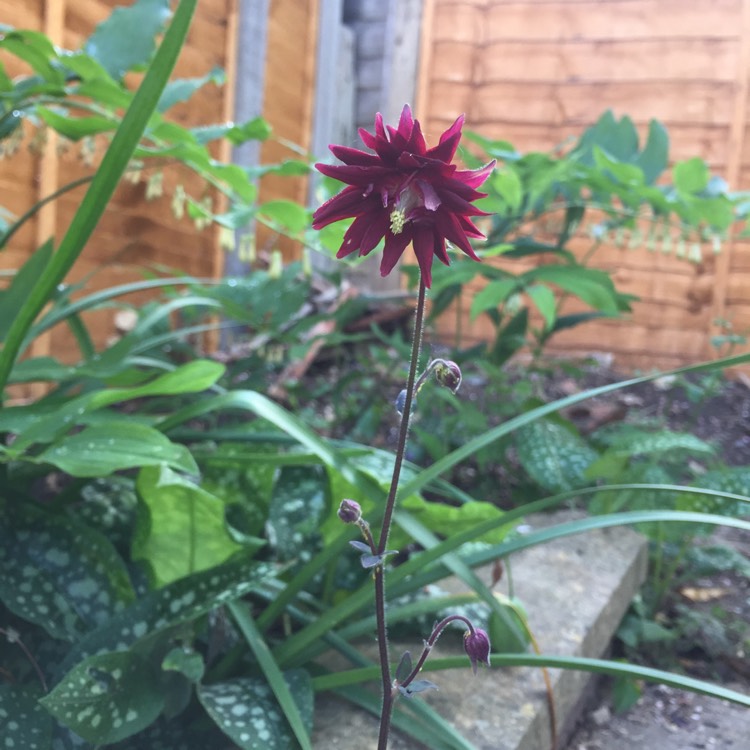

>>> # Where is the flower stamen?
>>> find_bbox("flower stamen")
[390,208,407,235]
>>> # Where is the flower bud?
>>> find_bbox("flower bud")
[337,499,362,525]
[464,627,491,675]
[434,360,462,393]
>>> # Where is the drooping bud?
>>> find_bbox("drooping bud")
[434,360,462,393]
[338,499,362,525]
[463,627,491,675]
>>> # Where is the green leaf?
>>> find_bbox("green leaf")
[514,418,599,493]
[226,115,272,144]
[635,119,669,184]
[84,0,172,79]
[469,278,517,320]
[674,157,710,194]
[266,466,329,561]
[229,602,314,750]
[490,168,523,213]
[400,494,506,544]
[524,265,621,314]
[0,240,53,343]
[0,502,135,640]
[162,646,205,683]
[12,360,224,451]
[593,146,644,186]
[258,200,310,234]
[601,429,715,458]
[39,422,198,477]
[59,555,276,672]
[0,29,64,84]
[525,284,556,329]
[157,66,224,112]
[198,670,313,750]
[134,465,244,586]
[678,467,750,516]
[0,685,53,749]
[36,106,117,140]
[41,650,164,743]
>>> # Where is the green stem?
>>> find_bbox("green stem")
[375,278,427,750]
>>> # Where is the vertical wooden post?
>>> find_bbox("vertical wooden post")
[711,0,750,357]
[27,0,65,396]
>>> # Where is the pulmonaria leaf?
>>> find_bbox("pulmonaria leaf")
[0,684,53,750]
[40,651,165,744]
[198,670,313,750]
[515,417,598,494]
[0,502,135,641]
[57,555,276,675]
[266,465,330,562]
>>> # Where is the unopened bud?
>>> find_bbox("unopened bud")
[463,627,491,675]
[338,499,362,525]
[434,360,462,393]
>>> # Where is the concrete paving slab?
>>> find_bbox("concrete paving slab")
[312,512,648,750]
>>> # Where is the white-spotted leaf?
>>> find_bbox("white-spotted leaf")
[198,670,313,750]
[41,651,164,744]
[0,684,52,750]
[0,503,135,640]
[58,555,275,673]
[162,647,205,683]
[515,418,598,493]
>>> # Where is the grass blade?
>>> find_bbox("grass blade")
[228,600,312,750]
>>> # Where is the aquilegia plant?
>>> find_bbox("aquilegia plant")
[313,105,495,748]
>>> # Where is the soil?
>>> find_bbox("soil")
[566,681,750,750]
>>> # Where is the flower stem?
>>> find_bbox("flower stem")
[375,278,427,750]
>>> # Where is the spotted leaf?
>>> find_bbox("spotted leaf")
[0,502,135,641]
[198,669,313,750]
[0,684,53,750]
[57,554,276,674]
[40,651,164,744]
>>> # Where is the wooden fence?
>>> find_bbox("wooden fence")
[417,0,750,370]
[0,0,318,385]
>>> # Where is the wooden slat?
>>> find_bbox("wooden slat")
[477,39,738,84]
[482,0,742,42]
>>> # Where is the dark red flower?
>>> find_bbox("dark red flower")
[312,105,495,288]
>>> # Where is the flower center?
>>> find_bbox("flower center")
[390,208,407,235]
[388,185,420,235]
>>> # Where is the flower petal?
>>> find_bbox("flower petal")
[412,224,437,288]
[380,228,412,278]
[425,114,465,163]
